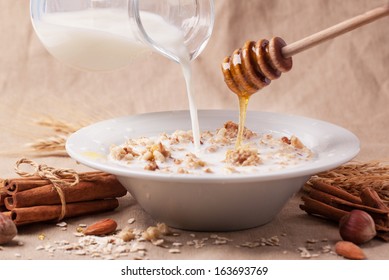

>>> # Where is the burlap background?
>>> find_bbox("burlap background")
[0,0,388,259]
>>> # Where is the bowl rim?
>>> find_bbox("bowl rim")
[65,109,360,183]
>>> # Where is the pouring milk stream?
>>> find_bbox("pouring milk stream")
[31,1,214,153]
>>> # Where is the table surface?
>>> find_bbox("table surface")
[1,157,388,260]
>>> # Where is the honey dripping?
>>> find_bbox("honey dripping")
[222,37,292,148]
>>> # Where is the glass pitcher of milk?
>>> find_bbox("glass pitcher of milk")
[30,0,214,71]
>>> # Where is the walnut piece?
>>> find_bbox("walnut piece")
[185,153,206,169]
[281,135,305,149]
[223,121,256,139]
[225,147,261,166]
[144,161,159,171]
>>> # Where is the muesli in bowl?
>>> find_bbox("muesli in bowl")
[109,121,314,176]
[66,110,359,231]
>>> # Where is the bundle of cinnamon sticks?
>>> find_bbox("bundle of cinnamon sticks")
[300,179,389,241]
[0,171,127,226]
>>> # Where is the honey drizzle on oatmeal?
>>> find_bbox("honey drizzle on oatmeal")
[221,37,293,149]
[236,94,250,148]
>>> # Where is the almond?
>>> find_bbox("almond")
[83,218,117,236]
[335,241,366,260]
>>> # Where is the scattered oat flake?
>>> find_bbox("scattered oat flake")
[298,247,319,259]
[192,239,206,249]
[127,218,135,224]
[190,233,196,238]
[151,239,164,246]
[169,248,181,254]
[56,222,67,227]
[240,242,260,248]
[172,242,183,247]
[321,245,332,253]
[306,245,315,251]
[138,251,146,257]
[306,239,318,244]
[78,224,87,228]
[130,244,146,253]
[74,250,86,255]
[91,252,101,258]
[18,241,24,246]
[213,239,228,245]
[60,227,67,231]
[35,245,44,251]
[45,244,54,251]
[259,236,280,246]
[14,253,21,258]
[73,232,84,237]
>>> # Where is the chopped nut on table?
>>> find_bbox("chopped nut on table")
[118,227,135,242]
[141,223,171,241]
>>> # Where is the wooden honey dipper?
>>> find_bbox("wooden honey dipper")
[222,4,389,97]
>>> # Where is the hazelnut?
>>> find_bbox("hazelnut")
[0,212,18,245]
[339,210,376,245]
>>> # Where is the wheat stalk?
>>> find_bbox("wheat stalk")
[307,161,389,204]
[20,118,86,156]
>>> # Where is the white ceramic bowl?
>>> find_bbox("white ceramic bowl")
[66,110,359,231]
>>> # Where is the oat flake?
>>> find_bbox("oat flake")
[168,248,181,254]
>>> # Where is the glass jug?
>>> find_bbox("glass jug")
[30,0,214,71]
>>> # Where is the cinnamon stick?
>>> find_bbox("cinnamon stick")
[0,186,8,207]
[4,174,127,210]
[4,177,49,193]
[308,188,389,215]
[300,195,349,222]
[4,171,110,194]
[376,232,389,242]
[11,199,119,226]
[309,179,362,204]
[360,187,389,211]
